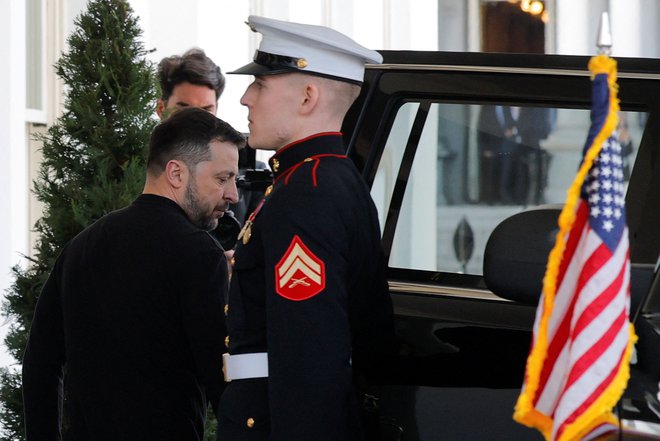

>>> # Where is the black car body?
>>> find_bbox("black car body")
[341,51,660,440]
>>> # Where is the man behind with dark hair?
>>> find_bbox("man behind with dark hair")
[155,48,266,249]
[23,107,244,440]
[157,48,225,118]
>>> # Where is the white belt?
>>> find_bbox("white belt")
[223,352,269,382]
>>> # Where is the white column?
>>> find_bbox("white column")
[327,0,353,36]
[556,0,593,55]
[257,0,289,20]
[0,0,28,368]
[410,0,438,50]
[438,0,467,51]
[610,0,641,57]
[353,0,384,49]
[288,0,323,24]
[386,0,411,49]
[639,0,660,57]
[47,0,66,123]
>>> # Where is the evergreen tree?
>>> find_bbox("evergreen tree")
[0,1,158,438]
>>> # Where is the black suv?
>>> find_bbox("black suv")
[342,51,660,440]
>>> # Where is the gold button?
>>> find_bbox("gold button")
[224,336,230,348]
[297,58,308,69]
[304,157,313,162]
[224,304,229,315]
[247,417,255,428]
[264,185,273,197]
[272,159,279,172]
[230,257,236,266]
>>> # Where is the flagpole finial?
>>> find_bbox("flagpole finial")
[597,11,613,54]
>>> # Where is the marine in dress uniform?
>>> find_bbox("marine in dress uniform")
[216,16,396,441]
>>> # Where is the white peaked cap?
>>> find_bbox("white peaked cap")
[228,15,383,84]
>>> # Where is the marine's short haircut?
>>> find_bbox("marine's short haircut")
[158,48,225,101]
[147,107,245,175]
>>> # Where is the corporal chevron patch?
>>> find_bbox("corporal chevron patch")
[275,235,326,301]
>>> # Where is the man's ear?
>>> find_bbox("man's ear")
[300,82,320,116]
[156,99,166,120]
[164,160,187,189]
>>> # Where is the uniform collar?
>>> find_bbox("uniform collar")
[269,132,345,180]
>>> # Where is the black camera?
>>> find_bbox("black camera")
[236,169,273,192]
[236,143,273,192]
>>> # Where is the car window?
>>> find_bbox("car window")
[371,101,646,275]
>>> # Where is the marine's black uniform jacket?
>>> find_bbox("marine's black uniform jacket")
[23,195,227,441]
[217,133,395,440]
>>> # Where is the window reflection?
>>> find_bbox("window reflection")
[373,103,645,275]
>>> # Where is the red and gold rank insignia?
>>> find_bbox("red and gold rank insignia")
[275,235,326,301]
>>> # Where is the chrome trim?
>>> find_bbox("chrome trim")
[366,63,660,80]
[388,280,511,302]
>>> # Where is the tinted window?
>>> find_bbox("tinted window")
[372,102,646,275]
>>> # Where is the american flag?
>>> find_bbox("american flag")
[514,55,637,441]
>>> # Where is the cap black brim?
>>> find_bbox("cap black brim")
[228,60,363,85]
[228,62,296,76]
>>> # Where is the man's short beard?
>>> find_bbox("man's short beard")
[183,176,218,231]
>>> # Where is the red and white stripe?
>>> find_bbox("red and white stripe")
[529,199,631,440]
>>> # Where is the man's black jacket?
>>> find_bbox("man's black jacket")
[23,194,227,441]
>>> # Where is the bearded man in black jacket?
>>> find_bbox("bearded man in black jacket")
[23,107,244,441]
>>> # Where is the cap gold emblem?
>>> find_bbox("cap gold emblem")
[297,58,308,69]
